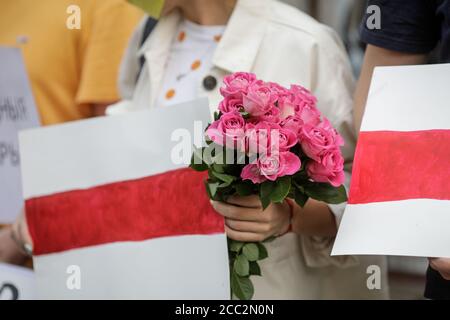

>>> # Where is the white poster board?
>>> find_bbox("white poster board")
[0,47,40,224]
[19,99,230,299]
[332,64,450,258]
[0,263,36,300]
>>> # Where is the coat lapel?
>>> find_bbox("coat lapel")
[138,11,181,108]
[205,0,271,116]
[138,0,271,112]
[212,0,270,73]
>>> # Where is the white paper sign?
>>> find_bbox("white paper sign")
[0,47,40,224]
[0,263,36,300]
[20,99,229,299]
[332,64,450,258]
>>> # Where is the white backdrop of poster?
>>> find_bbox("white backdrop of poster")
[0,263,36,300]
[20,99,229,299]
[332,64,450,258]
[0,47,40,224]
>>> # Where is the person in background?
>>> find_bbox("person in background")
[354,0,450,300]
[105,0,388,299]
[0,0,143,265]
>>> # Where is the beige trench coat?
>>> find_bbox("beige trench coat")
[108,0,389,299]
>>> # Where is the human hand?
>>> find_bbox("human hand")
[0,225,28,266]
[211,195,291,242]
[429,257,450,280]
[11,208,33,256]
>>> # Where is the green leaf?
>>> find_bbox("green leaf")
[259,181,275,210]
[229,240,244,253]
[212,163,225,173]
[211,171,236,185]
[205,181,219,198]
[239,111,250,119]
[235,181,254,196]
[269,176,291,203]
[230,272,254,300]
[190,147,208,171]
[233,254,249,277]
[249,261,262,276]
[242,243,259,262]
[304,183,348,204]
[256,243,268,260]
[294,188,308,208]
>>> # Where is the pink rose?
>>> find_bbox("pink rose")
[241,151,301,183]
[299,118,344,161]
[242,81,277,117]
[307,149,345,187]
[244,122,296,154]
[275,85,320,125]
[267,82,289,97]
[244,122,273,155]
[280,115,303,136]
[277,96,297,120]
[276,128,298,151]
[218,95,244,113]
[295,104,321,126]
[289,84,317,109]
[220,72,256,98]
[206,112,245,148]
[256,106,281,124]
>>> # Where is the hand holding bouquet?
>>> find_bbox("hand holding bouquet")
[191,72,347,300]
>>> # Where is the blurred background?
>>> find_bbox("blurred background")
[282,0,428,300]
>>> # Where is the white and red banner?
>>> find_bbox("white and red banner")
[19,99,230,299]
[332,64,450,258]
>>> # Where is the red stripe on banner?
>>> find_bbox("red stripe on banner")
[26,168,224,255]
[349,130,450,204]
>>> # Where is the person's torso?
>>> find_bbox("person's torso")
[116,0,387,299]
[155,19,225,108]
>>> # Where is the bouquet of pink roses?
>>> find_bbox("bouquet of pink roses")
[190,72,347,300]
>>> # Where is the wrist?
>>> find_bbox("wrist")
[1,227,29,265]
[278,199,294,236]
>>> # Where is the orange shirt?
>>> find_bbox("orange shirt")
[0,0,143,125]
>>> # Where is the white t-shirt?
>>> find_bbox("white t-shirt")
[155,19,225,108]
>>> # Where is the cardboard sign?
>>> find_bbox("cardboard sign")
[0,263,36,300]
[0,47,40,224]
[332,64,450,258]
[20,98,229,299]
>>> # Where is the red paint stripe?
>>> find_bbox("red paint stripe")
[349,130,450,204]
[26,168,224,255]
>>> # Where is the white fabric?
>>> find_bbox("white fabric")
[108,0,389,299]
[155,20,225,108]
